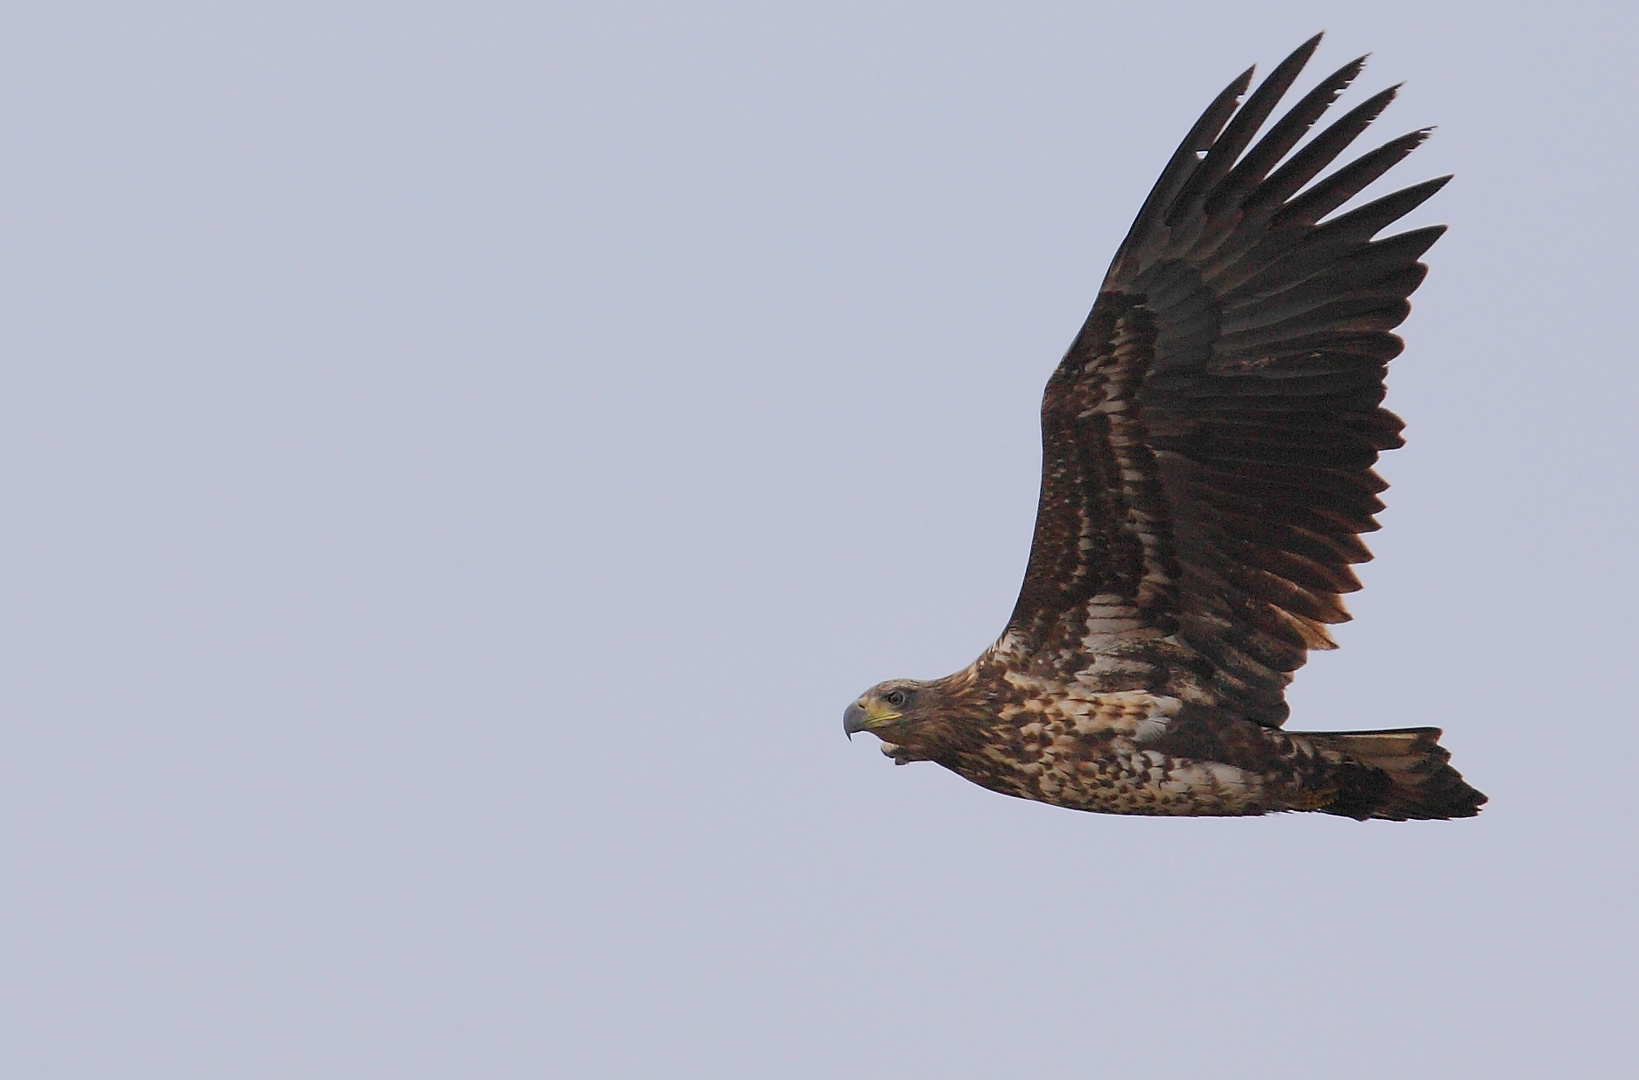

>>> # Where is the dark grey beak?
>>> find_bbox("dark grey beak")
[843,701,869,739]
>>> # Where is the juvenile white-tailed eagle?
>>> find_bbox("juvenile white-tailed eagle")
[844,35,1485,820]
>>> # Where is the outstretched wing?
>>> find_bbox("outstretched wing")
[1000,35,1446,725]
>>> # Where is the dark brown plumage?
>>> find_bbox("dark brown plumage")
[844,35,1486,820]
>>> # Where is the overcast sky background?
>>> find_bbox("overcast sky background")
[2,2,1635,1077]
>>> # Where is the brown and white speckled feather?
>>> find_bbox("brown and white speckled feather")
[846,35,1486,821]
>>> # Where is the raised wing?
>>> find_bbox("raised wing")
[1000,35,1446,725]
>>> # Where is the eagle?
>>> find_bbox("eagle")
[843,35,1486,821]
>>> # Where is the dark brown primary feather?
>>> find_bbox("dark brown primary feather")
[1001,34,1447,726]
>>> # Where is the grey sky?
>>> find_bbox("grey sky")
[2,2,1635,1077]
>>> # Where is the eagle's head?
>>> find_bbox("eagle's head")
[843,675,977,764]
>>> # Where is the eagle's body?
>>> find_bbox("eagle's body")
[844,36,1486,821]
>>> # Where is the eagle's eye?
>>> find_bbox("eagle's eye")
[884,689,907,707]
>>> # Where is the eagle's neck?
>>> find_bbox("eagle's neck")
[894,662,1015,765]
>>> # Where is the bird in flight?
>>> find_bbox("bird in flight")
[844,34,1485,820]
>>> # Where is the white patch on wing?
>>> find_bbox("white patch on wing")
[1079,594,1162,651]
[1133,695,1180,741]
[990,628,1025,662]
[1076,654,1152,679]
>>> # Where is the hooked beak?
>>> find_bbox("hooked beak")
[843,699,900,739]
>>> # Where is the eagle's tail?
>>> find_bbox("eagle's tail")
[1295,727,1487,821]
